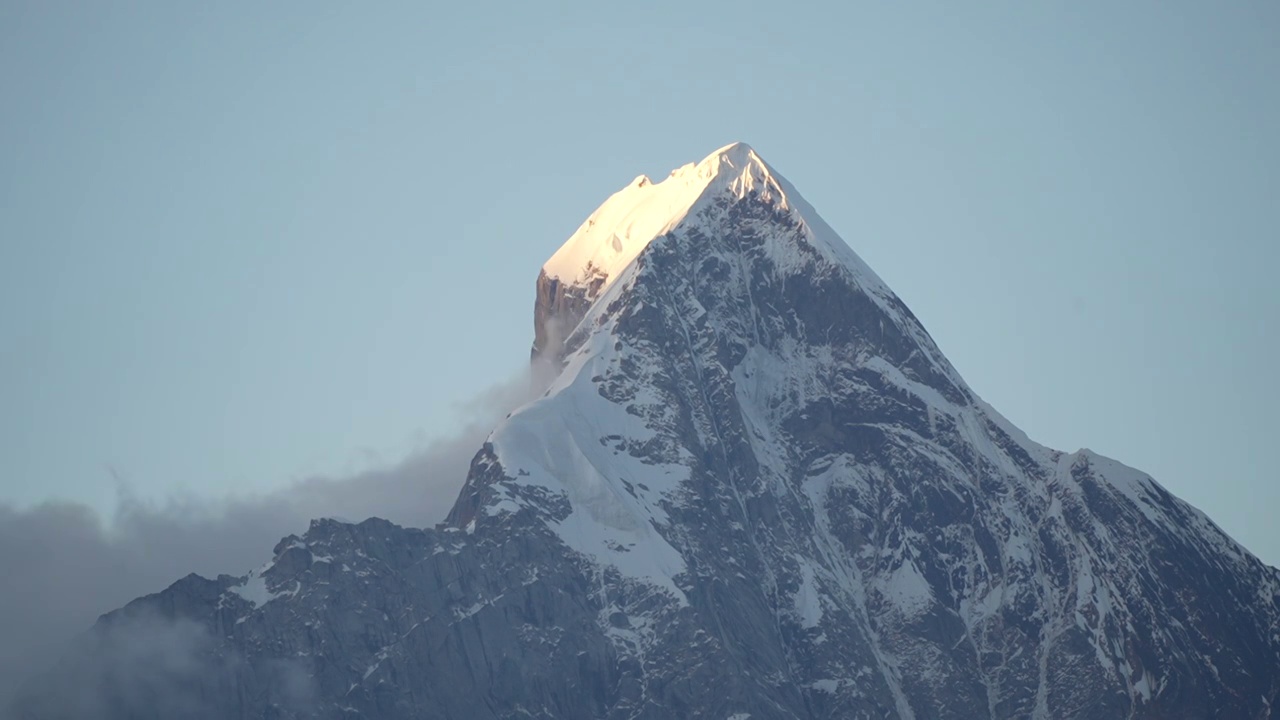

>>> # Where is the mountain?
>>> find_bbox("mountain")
[13,143,1280,719]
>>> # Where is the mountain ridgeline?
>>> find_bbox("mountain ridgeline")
[14,144,1280,719]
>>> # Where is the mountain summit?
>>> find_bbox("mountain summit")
[15,144,1280,719]
[540,142,850,295]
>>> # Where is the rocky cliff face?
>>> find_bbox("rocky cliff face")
[13,143,1280,720]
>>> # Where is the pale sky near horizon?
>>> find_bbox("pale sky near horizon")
[2,3,1277,563]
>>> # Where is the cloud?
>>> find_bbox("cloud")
[10,608,316,720]
[0,370,541,714]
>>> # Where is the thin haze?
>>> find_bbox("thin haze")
[0,372,536,710]
[0,0,1277,705]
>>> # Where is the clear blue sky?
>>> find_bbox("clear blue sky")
[2,2,1276,563]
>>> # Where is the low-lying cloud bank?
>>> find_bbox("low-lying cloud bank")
[12,609,317,720]
[0,372,539,713]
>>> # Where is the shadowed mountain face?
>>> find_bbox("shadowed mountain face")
[13,144,1279,720]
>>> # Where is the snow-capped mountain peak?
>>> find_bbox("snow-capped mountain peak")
[542,141,800,296]
[532,142,901,366]
[463,142,1280,718]
[15,142,1279,720]
[684,141,779,198]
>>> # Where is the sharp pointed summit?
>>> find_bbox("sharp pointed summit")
[14,143,1280,720]
[533,142,896,366]
[541,142,863,295]
[540,141,779,296]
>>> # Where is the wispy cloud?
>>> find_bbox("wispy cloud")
[0,370,541,712]
[11,608,316,719]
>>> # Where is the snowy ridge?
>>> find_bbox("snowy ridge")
[486,315,693,603]
[542,142,761,293]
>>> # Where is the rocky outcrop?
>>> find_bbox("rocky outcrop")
[531,270,600,368]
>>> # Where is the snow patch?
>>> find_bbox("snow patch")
[229,564,290,608]
[880,559,934,616]
[810,679,843,694]
[793,558,824,628]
